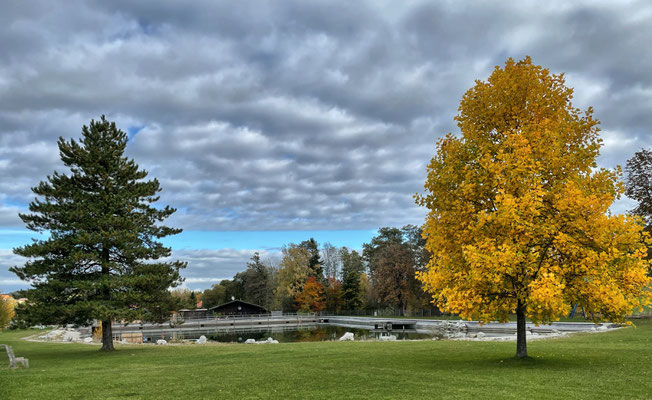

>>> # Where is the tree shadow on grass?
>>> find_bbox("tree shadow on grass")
[416,352,590,373]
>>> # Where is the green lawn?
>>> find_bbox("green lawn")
[1,320,651,399]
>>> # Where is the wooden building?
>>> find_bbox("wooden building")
[208,300,267,316]
[177,308,209,320]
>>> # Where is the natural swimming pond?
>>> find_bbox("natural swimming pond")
[111,316,615,344]
[205,324,434,343]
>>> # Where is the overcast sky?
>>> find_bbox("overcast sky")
[2,0,651,292]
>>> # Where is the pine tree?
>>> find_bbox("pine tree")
[243,252,271,307]
[300,238,323,279]
[11,116,186,351]
[340,247,364,310]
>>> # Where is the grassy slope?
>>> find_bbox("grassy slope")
[1,320,651,400]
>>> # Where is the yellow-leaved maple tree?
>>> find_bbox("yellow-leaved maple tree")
[416,57,651,358]
[0,296,16,330]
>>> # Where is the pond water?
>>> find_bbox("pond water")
[205,324,434,343]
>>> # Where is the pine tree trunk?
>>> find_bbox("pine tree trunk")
[100,247,114,351]
[516,300,528,358]
[101,319,114,351]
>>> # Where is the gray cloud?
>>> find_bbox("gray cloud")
[167,248,280,291]
[1,0,652,287]
[0,248,280,293]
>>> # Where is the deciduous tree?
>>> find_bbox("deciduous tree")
[170,288,198,309]
[294,276,325,313]
[321,242,341,280]
[625,149,652,264]
[371,243,415,316]
[202,284,228,309]
[11,116,185,351]
[324,278,344,313]
[274,244,311,311]
[625,149,652,226]
[0,297,15,330]
[363,227,424,315]
[417,57,651,358]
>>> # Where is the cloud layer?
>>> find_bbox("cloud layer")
[1,1,651,289]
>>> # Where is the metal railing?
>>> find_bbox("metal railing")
[172,312,317,324]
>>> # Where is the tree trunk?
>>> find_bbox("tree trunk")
[100,246,114,351]
[516,299,527,358]
[101,319,114,351]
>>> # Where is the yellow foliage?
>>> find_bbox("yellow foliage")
[417,57,651,325]
[276,244,312,298]
[0,297,16,330]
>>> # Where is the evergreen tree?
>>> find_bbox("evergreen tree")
[340,247,364,310]
[11,116,186,351]
[300,238,323,279]
[189,291,197,308]
[243,252,271,307]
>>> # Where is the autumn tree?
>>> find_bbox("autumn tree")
[363,227,425,315]
[11,116,186,351]
[0,296,15,330]
[625,149,652,264]
[274,244,312,311]
[371,243,416,315]
[417,57,651,358]
[401,225,430,272]
[324,278,344,313]
[625,149,652,225]
[294,276,325,313]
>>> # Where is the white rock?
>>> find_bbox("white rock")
[63,331,81,342]
[379,335,397,341]
[156,339,167,345]
[266,337,279,344]
[46,329,65,340]
[83,337,93,343]
[339,332,355,341]
[197,335,207,344]
[245,339,257,344]
[476,332,486,339]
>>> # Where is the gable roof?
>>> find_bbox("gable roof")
[207,299,267,311]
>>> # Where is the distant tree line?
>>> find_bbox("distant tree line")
[173,225,435,315]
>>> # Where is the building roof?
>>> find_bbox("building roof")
[207,299,267,311]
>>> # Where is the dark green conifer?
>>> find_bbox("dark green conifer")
[11,116,186,351]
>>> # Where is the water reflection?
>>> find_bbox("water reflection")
[206,325,433,343]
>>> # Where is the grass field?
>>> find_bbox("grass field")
[1,320,651,399]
